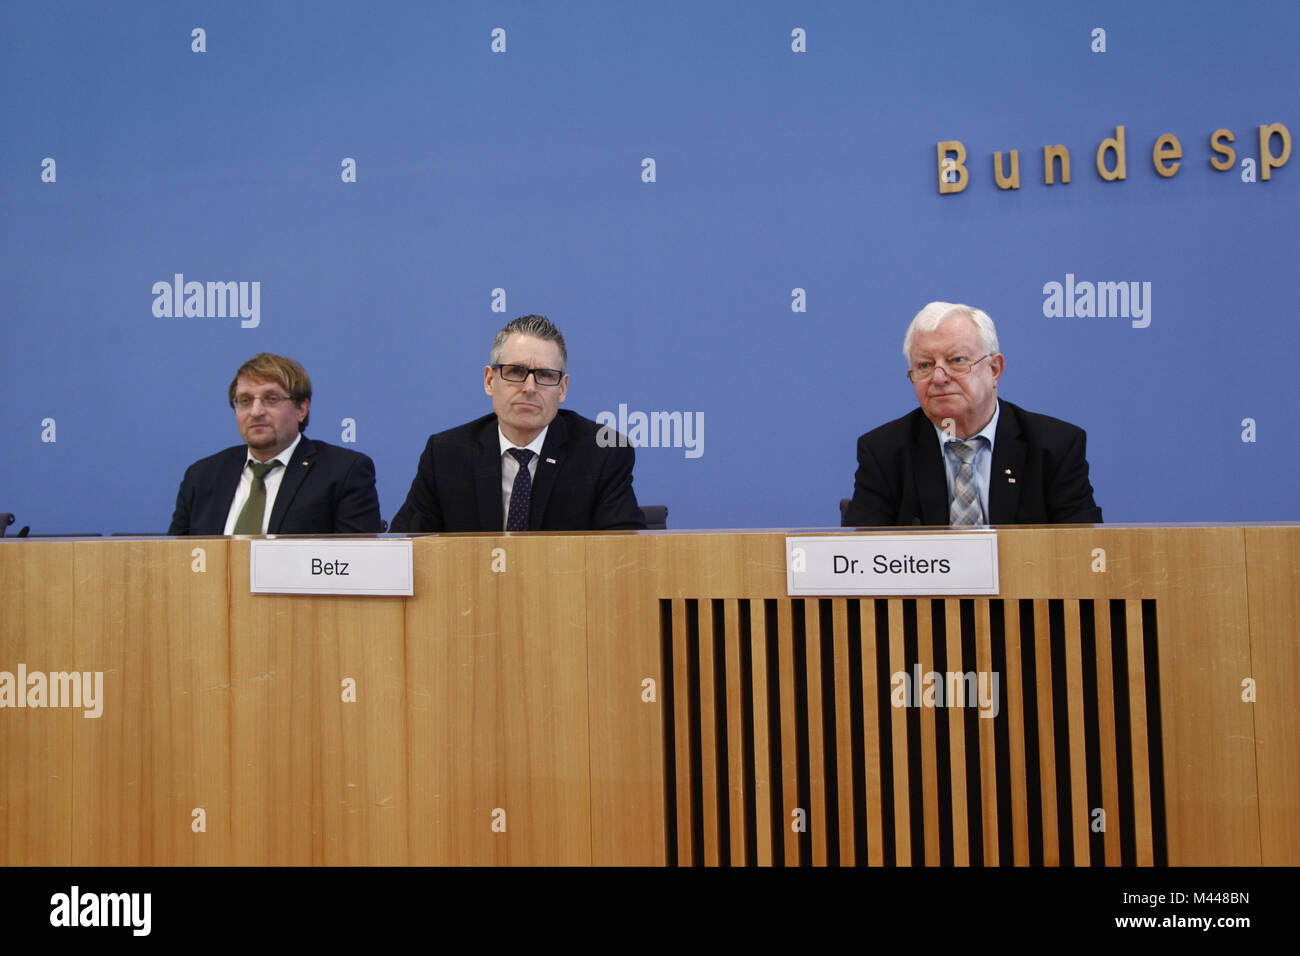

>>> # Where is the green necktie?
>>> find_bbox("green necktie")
[233,460,281,535]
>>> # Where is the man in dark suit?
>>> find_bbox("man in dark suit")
[844,302,1101,527]
[390,315,645,532]
[169,353,383,535]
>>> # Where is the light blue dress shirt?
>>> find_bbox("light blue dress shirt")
[931,402,1000,523]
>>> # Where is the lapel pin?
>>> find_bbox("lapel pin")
[545,457,556,464]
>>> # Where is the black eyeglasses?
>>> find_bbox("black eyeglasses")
[492,364,564,386]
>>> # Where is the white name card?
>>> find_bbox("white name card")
[786,533,999,596]
[250,539,414,595]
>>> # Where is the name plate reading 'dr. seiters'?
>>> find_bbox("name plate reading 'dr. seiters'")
[251,539,414,595]
[786,533,998,596]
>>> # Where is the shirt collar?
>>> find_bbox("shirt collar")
[498,425,548,459]
[932,400,1000,451]
[248,431,302,468]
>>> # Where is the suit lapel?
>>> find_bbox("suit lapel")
[528,415,566,530]
[476,423,504,532]
[988,401,1025,525]
[911,413,949,526]
[267,437,314,533]
[210,448,249,532]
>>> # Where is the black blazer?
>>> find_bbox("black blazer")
[168,436,383,535]
[389,410,645,532]
[843,399,1102,527]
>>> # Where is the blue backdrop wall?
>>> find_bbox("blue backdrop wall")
[2,1,1296,533]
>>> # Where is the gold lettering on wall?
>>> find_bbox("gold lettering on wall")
[993,150,1021,189]
[1259,123,1292,181]
[1209,128,1236,171]
[933,122,1289,192]
[1043,145,1071,185]
[937,140,968,194]
[1096,126,1127,181]
[1152,133,1182,177]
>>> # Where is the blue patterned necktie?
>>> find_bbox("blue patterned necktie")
[947,440,984,527]
[505,448,534,531]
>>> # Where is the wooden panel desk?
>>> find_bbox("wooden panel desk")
[1,526,1295,866]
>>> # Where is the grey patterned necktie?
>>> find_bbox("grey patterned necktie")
[947,440,984,527]
[233,460,280,535]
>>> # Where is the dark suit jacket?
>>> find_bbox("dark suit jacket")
[843,399,1102,527]
[168,436,383,535]
[389,410,645,532]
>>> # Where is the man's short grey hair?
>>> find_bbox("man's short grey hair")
[489,314,568,369]
[902,302,1000,364]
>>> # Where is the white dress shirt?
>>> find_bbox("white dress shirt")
[497,426,548,531]
[223,433,303,534]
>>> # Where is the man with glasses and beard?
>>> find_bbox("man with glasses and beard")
[843,302,1102,528]
[169,352,383,535]
[390,315,645,532]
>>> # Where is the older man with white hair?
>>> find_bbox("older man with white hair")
[843,302,1102,527]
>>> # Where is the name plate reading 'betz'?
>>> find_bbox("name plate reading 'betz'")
[250,539,414,595]
[786,533,999,596]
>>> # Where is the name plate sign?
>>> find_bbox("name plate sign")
[250,539,414,595]
[786,533,999,596]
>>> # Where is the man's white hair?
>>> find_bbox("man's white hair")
[902,302,1000,364]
